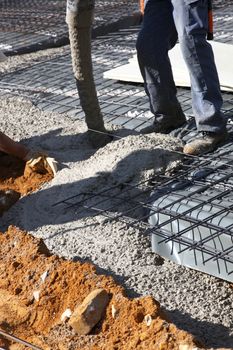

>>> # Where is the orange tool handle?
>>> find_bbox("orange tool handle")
[139,0,144,15]
[207,0,214,40]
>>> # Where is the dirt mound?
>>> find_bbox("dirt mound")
[0,153,52,195]
[0,226,199,350]
[0,153,53,216]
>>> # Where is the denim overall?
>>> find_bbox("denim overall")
[136,0,226,133]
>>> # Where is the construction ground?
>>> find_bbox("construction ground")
[0,1,233,349]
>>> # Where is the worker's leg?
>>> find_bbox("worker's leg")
[171,0,227,154]
[136,0,186,133]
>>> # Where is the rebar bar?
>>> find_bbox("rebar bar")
[0,329,42,350]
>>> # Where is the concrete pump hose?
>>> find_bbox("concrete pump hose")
[66,0,106,132]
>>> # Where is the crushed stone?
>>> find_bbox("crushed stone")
[1,96,233,348]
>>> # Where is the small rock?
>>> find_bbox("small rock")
[60,238,66,246]
[111,304,118,319]
[41,271,48,283]
[14,287,22,295]
[68,289,109,335]
[12,261,21,269]
[144,314,152,326]
[33,290,40,302]
[61,308,72,322]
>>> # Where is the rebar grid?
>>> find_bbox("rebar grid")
[1,30,233,197]
[1,6,233,279]
[53,139,233,276]
[0,0,233,55]
[1,27,233,132]
[0,0,139,33]
[0,0,140,54]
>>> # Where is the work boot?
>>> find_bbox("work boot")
[183,131,228,156]
[141,109,186,134]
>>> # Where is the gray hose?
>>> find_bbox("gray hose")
[67,1,109,137]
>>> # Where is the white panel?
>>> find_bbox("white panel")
[104,42,233,92]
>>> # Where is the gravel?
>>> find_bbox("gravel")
[1,93,233,348]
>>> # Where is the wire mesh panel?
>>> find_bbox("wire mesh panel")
[53,138,233,282]
[1,3,233,281]
[213,2,233,44]
[1,0,232,55]
[0,0,140,54]
[149,156,233,282]
[1,25,233,131]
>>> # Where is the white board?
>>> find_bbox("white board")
[104,41,233,92]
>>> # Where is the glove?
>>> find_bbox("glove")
[23,151,57,177]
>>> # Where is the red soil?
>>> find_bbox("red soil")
[0,227,200,350]
[0,153,52,195]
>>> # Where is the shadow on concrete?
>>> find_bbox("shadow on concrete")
[165,308,233,349]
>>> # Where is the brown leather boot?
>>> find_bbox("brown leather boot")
[183,131,228,156]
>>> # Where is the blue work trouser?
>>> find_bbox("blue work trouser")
[136,0,226,133]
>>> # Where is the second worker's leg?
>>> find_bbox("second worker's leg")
[172,0,227,155]
[136,0,186,134]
